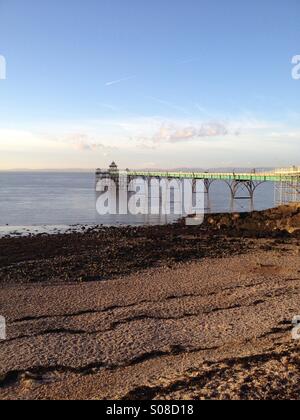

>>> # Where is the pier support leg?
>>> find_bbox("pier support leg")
[204,179,213,212]
[192,179,213,212]
[226,180,264,212]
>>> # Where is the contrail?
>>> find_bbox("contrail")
[105,76,136,87]
[147,96,189,115]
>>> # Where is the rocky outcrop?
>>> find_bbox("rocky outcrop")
[206,204,300,235]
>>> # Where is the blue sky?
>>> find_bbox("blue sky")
[0,0,300,169]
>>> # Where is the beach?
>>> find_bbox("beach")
[0,206,299,400]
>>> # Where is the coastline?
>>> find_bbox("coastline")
[0,225,97,239]
[0,206,299,400]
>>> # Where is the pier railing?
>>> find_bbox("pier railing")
[127,170,300,183]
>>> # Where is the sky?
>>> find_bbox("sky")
[0,0,300,170]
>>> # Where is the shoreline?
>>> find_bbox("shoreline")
[0,224,97,239]
[0,205,300,286]
[0,201,285,240]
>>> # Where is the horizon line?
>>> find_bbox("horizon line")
[0,166,277,173]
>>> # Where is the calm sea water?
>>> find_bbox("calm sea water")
[0,172,276,235]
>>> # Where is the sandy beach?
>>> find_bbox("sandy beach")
[0,207,299,400]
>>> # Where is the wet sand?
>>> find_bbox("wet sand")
[0,209,299,400]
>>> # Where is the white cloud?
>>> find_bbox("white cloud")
[1,115,300,169]
[129,120,231,147]
[63,133,118,154]
[150,122,229,143]
[269,131,300,139]
[0,128,65,151]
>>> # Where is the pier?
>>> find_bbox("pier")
[96,164,300,209]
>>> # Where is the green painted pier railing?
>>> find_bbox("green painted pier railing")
[127,170,300,183]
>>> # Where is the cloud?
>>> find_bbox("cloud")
[66,133,116,154]
[269,131,300,139]
[2,115,300,171]
[150,122,230,144]
[74,141,102,151]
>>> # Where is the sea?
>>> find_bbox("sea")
[0,172,276,237]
